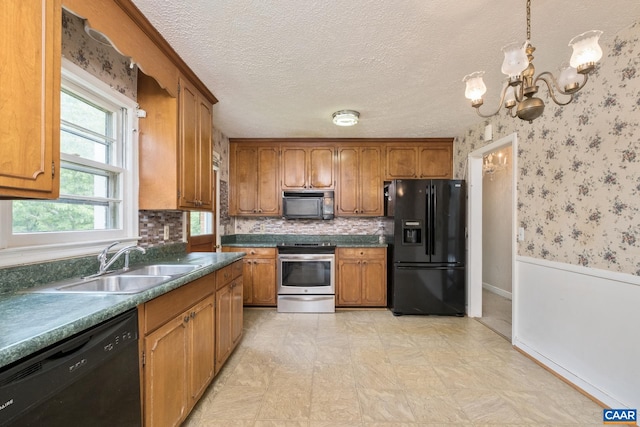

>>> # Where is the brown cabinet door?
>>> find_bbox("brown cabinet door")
[281,147,307,189]
[0,0,61,198]
[144,315,189,427]
[257,147,281,215]
[189,295,215,403]
[197,97,213,208]
[215,284,232,371]
[241,258,254,304]
[337,259,363,305]
[359,147,383,216]
[308,146,334,189]
[230,146,258,214]
[231,277,244,344]
[418,145,453,178]
[178,78,198,208]
[385,146,418,179]
[362,259,386,305]
[252,258,277,305]
[336,147,359,215]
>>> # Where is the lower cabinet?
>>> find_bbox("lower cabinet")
[222,247,277,306]
[139,260,243,427]
[215,261,243,373]
[336,247,387,307]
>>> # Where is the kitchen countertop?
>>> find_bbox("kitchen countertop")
[221,234,389,248]
[0,252,244,369]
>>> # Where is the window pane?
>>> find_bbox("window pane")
[12,200,120,233]
[60,128,109,163]
[190,211,213,236]
[61,90,111,136]
[60,167,116,198]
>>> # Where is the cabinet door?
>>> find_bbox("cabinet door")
[251,258,277,305]
[215,284,232,371]
[308,146,334,189]
[336,147,359,215]
[256,147,280,215]
[359,147,383,216]
[179,78,198,208]
[230,146,258,214]
[189,295,215,403]
[418,145,453,178]
[385,146,418,179]
[231,277,244,344]
[362,259,386,306]
[0,0,61,198]
[144,315,189,427]
[337,259,363,305]
[281,147,307,189]
[241,258,254,304]
[197,97,213,208]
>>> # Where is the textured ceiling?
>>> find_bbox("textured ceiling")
[130,0,640,138]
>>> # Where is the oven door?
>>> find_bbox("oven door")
[277,253,335,295]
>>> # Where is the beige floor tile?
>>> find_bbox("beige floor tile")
[353,362,401,389]
[393,364,448,391]
[312,362,356,388]
[451,388,523,424]
[201,385,265,421]
[258,385,312,421]
[404,389,469,423]
[309,385,362,422]
[357,388,415,422]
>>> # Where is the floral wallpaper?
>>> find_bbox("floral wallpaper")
[61,10,137,100]
[454,21,640,276]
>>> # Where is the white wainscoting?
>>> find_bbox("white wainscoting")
[514,256,640,409]
[482,282,512,300]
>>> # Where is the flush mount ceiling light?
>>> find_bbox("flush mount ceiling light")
[332,110,360,126]
[462,0,603,123]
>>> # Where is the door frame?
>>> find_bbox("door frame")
[466,132,518,340]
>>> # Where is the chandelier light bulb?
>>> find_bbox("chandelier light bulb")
[569,30,603,71]
[558,64,582,93]
[463,72,487,103]
[501,41,529,78]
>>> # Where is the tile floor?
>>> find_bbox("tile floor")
[184,308,604,426]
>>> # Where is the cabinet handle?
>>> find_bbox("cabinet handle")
[190,311,196,319]
[184,315,190,323]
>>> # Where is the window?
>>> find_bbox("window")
[0,60,138,265]
[190,211,213,236]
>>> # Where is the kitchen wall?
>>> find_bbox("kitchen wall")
[454,20,640,276]
[482,146,512,295]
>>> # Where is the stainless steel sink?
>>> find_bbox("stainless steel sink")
[125,264,202,276]
[30,275,172,294]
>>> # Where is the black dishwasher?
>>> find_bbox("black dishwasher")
[0,308,141,426]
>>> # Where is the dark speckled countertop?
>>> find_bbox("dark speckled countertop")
[221,234,389,247]
[0,252,244,369]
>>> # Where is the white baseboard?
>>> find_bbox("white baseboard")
[482,282,512,300]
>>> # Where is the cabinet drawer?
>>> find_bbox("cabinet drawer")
[223,247,276,258]
[337,247,386,259]
[142,273,214,333]
[215,260,243,290]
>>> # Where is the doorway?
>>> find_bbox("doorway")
[466,132,518,343]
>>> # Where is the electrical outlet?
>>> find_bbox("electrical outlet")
[164,225,170,241]
[518,227,525,242]
[259,223,265,233]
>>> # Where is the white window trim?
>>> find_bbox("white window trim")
[0,58,140,267]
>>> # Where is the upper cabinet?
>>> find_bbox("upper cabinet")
[137,74,213,210]
[336,145,383,216]
[0,0,61,199]
[281,144,335,190]
[229,142,280,216]
[385,140,453,180]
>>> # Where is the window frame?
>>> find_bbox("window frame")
[0,59,139,267]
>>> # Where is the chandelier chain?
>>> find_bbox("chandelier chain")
[526,0,531,40]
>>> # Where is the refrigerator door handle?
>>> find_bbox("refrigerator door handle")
[431,184,437,256]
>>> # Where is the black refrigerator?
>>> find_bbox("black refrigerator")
[388,179,466,316]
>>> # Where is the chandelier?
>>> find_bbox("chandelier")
[483,152,507,180]
[463,0,603,123]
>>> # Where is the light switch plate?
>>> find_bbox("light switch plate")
[518,227,525,242]
[163,225,170,240]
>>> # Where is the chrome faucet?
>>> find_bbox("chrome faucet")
[93,242,146,276]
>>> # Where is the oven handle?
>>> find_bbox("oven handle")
[278,254,335,262]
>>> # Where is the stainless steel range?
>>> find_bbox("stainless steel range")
[276,242,335,313]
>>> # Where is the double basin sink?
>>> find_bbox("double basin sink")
[28,264,203,294]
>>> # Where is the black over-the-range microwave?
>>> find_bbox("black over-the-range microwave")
[282,190,334,220]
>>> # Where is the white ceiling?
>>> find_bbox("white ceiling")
[130,0,640,139]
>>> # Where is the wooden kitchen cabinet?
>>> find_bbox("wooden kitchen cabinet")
[336,146,383,216]
[336,247,387,307]
[281,144,335,190]
[137,73,213,210]
[0,0,61,199]
[215,260,244,373]
[222,247,277,306]
[229,143,280,216]
[385,140,453,179]
[139,274,216,427]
